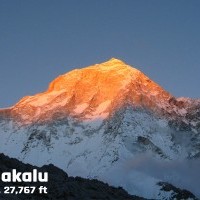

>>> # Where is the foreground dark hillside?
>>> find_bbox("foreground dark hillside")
[0,153,197,200]
[0,153,145,200]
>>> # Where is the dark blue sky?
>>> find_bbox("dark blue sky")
[0,0,200,108]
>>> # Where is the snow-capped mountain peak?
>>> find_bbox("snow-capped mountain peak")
[3,58,172,124]
[0,58,199,199]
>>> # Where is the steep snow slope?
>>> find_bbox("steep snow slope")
[0,58,199,199]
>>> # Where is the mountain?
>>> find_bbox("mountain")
[0,58,200,199]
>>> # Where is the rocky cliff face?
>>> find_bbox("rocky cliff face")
[0,58,199,199]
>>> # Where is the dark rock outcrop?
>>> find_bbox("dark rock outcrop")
[158,182,198,200]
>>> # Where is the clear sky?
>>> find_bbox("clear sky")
[0,0,200,108]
